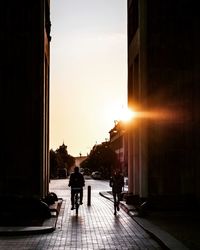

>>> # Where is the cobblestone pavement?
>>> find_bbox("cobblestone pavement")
[0,179,163,250]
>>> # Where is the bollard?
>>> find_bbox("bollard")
[87,185,91,206]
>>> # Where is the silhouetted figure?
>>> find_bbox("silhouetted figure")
[110,170,124,215]
[68,166,85,210]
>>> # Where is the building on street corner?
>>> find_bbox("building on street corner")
[0,0,51,217]
[109,121,128,177]
[127,0,200,208]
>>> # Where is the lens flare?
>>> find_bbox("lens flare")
[120,108,136,122]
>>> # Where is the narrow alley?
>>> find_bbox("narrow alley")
[0,179,163,250]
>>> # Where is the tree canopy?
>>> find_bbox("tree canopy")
[80,142,118,179]
[50,143,75,179]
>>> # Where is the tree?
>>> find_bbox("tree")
[49,143,75,178]
[80,142,118,179]
[50,149,57,179]
[56,143,69,169]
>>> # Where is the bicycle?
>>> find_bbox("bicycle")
[72,187,82,216]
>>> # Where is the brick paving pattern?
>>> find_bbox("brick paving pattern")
[0,180,163,249]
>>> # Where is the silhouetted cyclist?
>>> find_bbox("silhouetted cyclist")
[110,169,124,215]
[68,166,85,210]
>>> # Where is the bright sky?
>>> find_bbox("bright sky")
[50,0,127,156]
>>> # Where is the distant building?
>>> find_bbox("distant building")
[128,0,200,208]
[66,155,87,175]
[75,155,87,168]
[0,1,51,199]
[109,121,128,177]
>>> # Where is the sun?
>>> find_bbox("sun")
[119,107,136,122]
[104,103,136,127]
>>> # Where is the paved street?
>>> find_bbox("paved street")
[0,179,163,249]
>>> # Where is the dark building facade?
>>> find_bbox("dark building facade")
[128,0,200,207]
[0,1,51,199]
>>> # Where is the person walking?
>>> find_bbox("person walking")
[68,166,85,210]
[110,169,124,215]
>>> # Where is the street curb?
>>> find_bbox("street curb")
[0,225,56,236]
[132,216,189,250]
[0,199,63,236]
[99,191,189,250]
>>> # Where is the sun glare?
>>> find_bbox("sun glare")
[120,108,136,122]
[104,103,136,128]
